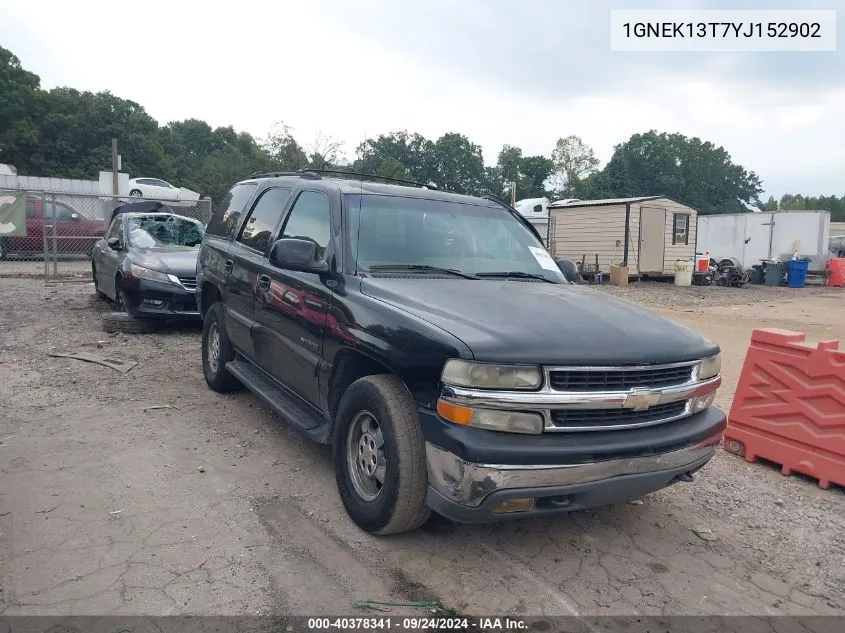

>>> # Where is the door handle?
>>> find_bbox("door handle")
[223,260,233,275]
[257,274,271,291]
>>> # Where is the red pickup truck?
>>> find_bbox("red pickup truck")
[0,196,106,259]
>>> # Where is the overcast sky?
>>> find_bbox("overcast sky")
[1,0,842,199]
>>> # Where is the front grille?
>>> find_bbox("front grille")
[177,276,197,290]
[549,401,687,430]
[548,365,694,392]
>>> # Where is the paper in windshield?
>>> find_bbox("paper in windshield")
[528,246,559,271]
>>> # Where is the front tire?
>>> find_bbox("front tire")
[333,374,430,535]
[202,302,242,392]
[0,238,10,260]
[129,189,143,197]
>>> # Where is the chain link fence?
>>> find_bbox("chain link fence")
[0,189,212,283]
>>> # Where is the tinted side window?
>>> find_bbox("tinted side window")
[26,199,37,219]
[205,183,257,238]
[237,188,292,254]
[281,191,331,260]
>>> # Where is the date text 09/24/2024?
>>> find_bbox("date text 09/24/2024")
[306,617,528,631]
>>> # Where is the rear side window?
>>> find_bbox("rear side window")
[206,183,257,238]
[237,187,292,254]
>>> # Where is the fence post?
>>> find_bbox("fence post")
[41,191,48,283]
[50,192,58,278]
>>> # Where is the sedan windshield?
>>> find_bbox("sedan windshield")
[127,215,205,248]
[344,194,564,283]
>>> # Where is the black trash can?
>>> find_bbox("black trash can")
[763,262,785,286]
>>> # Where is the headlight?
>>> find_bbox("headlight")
[441,360,542,390]
[698,354,721,380]
[129,264,172,283]
[436,400,543,434]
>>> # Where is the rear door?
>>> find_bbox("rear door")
[226,186,292,359]
[253,189,334,405]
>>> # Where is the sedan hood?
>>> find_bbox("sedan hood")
[360,278,718,365]
[130,246,199,277]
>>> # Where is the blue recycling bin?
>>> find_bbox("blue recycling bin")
[786,259,810,288]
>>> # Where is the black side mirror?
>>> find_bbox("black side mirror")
[269,238,328,273]
[107,237,121,250]
[555,258,581,284]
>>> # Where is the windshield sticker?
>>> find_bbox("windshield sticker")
[528,246,559,271]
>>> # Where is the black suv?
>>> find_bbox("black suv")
[196,171,726,535]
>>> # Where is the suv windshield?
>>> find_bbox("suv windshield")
[127,215,205,248]
[345,194,564,282]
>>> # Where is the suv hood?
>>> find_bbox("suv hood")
[360,278,718,365]
[130,246,199,277]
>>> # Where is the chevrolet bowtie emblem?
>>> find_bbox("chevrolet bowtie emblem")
[622,389,661,410]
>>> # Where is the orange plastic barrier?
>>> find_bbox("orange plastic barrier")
[828,258,845,287]
[724,329,845,489]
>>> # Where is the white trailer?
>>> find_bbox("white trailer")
[514,198,550,246]
[696,211,831,271]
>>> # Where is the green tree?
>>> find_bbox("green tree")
[354,131,437,184]
[517,155,554,199]
[432,132,486,194]
[263,122,309,171]
[588,131,763,214]
[551,135,599,197]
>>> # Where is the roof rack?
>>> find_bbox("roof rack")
[482,194,545,243]
[297,169,438,190]
[244,168,439,190]
[244,171,301,179]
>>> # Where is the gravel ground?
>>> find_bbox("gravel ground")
[0,277,843,619]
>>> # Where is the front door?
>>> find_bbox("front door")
[254,189,333,406]
[97,216,124,298]
[639,206,666,273]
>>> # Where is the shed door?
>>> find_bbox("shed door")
[639,207,666,273]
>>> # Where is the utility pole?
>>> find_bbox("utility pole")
[510,181,517,206]
[111,138,119,197]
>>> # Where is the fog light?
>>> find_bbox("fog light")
[143,299,165,306]
[492,498,535,514]
[693,392,716,411]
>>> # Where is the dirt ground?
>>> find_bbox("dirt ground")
[0,278,843,619]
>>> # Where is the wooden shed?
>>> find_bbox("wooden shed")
[547,196,698,276]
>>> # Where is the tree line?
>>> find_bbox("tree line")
[1,46,841,220]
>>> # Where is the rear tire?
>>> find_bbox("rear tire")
[333,374,431,535]
[102,312,159,334]
[202,302,242,392]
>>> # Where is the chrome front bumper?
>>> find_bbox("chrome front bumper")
[425,434,721,508]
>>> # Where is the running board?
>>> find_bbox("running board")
[226,359,332,444]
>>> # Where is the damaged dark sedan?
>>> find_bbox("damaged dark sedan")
[92,211,205,319]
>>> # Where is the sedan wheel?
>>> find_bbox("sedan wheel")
[346,411,387,501]
[129,189,142,197]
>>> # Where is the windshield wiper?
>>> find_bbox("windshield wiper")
[476,271,558,283]
[368,264,479,280]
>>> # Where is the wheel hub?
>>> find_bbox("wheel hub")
[358,433,379,477]
[346,411,386,501]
